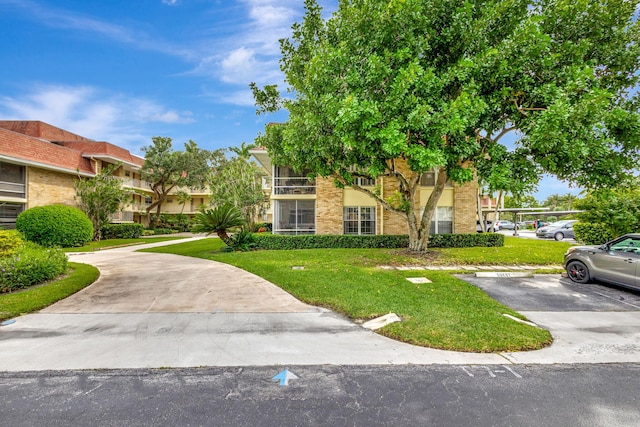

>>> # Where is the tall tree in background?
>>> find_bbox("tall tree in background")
[74,163,132,241]
[575,186,640,237]
[140,137,223,226]
[210,146,266,230]
[252,0,640,251]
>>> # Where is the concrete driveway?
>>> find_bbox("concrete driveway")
[2,237,640,371]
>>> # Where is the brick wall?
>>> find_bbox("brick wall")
[315,177,344,234]
[453,180,477,233]
[27,167,77,208]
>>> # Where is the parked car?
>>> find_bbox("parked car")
[476,220,493,232]
[493,220,515,230]
[536,220,578,241]
[565,234,640,291]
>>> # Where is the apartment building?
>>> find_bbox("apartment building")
[250,147,477,236]
[0,121,208,228]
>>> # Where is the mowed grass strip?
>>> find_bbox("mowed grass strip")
[0,262,99,321]
[143,238,556,352]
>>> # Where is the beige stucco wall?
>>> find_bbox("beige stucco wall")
[27,167,77,208]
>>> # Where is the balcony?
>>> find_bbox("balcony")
[110,210,134,223]
[118,177,153,191]
[273,177,316,195]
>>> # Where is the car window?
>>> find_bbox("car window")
[610,237,640,253]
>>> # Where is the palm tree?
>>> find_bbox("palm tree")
[176,190,191,214]
[229,142,256,159]
[191,204,246,245]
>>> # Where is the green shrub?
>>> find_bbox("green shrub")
[573,222,615,245]
[251,233,503,250]
[0,242,68,292]
[150,227,175,235]
[0,230,24,257]
[101,223,145,239]
[251,222,273,232]
[226,231,257,252]
[16,205,93,247]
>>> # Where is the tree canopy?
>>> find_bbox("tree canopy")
[252,0,640,250]
[74,163,132,240]
[140,137,223,226]
[209,144,266,230]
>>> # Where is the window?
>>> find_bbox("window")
[0,161,26,198]
[0,203,24,229]
[348,166,376,186]
[420,169,453,187]
[421,206,453,234]
[273,200,315,235]
[343,206,376,235]
[420,171,436,187]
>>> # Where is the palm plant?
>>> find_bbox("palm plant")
[191,204,246,246]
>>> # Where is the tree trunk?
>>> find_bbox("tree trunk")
[216,230,232,246]
[408,169,448,251]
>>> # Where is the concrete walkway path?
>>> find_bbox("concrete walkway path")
[1,237,639,371]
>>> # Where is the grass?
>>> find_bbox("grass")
[63,236,187,252]
[142,237,562,352]
[0,262,99,322]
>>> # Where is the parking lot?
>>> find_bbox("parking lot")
[460,273,640,312]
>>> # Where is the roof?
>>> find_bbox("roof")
[0,120,143,175]
[0,127,94,175]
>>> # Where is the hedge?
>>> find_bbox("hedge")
[16,205,93,247]
[101,223,145,239]
[251,233,504,250]
[573,222,615,245]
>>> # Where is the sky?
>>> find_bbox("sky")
[0,0,583,202]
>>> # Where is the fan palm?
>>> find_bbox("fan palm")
[191,204,246,245]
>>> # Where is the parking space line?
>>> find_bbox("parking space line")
[593,292,640,310]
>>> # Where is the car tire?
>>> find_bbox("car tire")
[566,261,590,284]
[554,232,564,241]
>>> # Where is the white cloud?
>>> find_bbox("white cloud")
[162,0,179,5]
[219,89,257,107]
[0,83,194,152]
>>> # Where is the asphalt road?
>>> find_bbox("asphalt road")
[2,364,640,427]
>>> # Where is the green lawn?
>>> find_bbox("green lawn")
[0,262,99,322]
[142,237,566,352]
[63,236,187,252]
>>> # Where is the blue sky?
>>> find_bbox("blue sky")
[0,0,582,201]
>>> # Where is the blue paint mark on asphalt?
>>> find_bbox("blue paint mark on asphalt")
[272,369,299,386]
[1,319,16,326]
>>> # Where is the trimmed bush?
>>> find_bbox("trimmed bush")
[101,223,145,239]
[16,205,93,247]
[251,233,503,250]
[573,222,615,245]
[0,242,68,292]
[0,230,24,257]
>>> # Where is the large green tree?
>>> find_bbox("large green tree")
[575,186,640,237]
[209,146,266,230]
[74,163,132,241]
[140,137,223,226]
[252,0,640,251]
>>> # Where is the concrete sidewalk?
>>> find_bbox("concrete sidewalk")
[1,237,639,371]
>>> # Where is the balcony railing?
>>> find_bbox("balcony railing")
[118,177,153,191]
[110,211,135,222]
[273,177,316,195]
